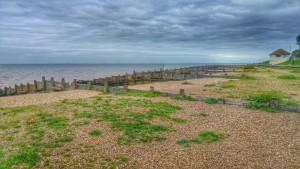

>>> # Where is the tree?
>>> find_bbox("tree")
[292,49,300,58]
[297,34,300,43]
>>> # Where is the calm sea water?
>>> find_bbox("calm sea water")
[0,63,244,89]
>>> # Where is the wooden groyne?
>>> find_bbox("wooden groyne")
[0,65,239,97]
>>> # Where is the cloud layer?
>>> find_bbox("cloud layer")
[0,0,299,63]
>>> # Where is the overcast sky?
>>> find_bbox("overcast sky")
[0,0,299,64]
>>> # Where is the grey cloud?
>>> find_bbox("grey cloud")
[0,0,299,63]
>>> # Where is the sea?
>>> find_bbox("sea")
[0,63,245,89]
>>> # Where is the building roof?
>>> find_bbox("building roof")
[270,48,290,55]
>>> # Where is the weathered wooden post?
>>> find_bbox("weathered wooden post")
[133,70,136,84]
[210,73,212,78]
[50,77,55,91]
[9,86,13,95]
[225,73,228,79]
[4,87,8,95]
[34,80,38,92]
[72,79,78,89]
[150,86,154,92]
[87,80,92,90]
[15,84,18,94]
[104,78,109,92]
[20,83,24,92]
[142,71,145,84]
[27,83,30,93]
[179,89,185,96]
[61,78,65,90]
[125,73,129,84]
[42,76,46,91]
[123,83,128,91]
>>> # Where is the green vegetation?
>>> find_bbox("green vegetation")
[292,49,300,58]
[291,69,300,73]
[277,60,300,66]
[278,75,298,80]
[171,95,198,101]
[0,93,186,168]
[89,130,103,136]
[0,148,39,169]
[116,91,165,97]
[220,81,235,89]
[176,139,190,148]
[243,65,257,72]
[260,60,269,65]
[248,91,284,104]
[205,98,218,104]
[177,131,226,148]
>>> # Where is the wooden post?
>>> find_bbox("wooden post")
[42,76,46,91]
[20,83,24,92]
[61,78,66,90]
[133,71,136,84]
[104,79,109,92]
[4,87,8,95]
[210,73,212,78]
[27,83,30,93]
[72,79,78,89]
[142,71,145,84]
[150,86,154,91]
[87,80,92,90]
[34,80,38,92]
[179,89,185,96]
[15,84,18,94]
[225,73,228,79]
[123,83,128,91]
[9,86,12,95]
[50,77,55,87]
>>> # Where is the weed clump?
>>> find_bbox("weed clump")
[177,131,226,148]
[278,75,297,80]
[182,81,192,85]
[172,95,198,101]
[205,98,218,104]
[89,130,103,136]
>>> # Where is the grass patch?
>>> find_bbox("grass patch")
[278,75,298,80]
[204,98,218,104]
[177,131,226,148]
[220,81,235,89]
[171,95,198,101]
[176,139,190,147]
[154,136,167,142]
[89,130,103,136]
[47,117,68,128]
[260,60,269,65]
[181,81,192,85]
[248,91,284,103]
[116,91,165,97]
[0,148,39,169]
[74,112,97,119]
[291,69,300,73]
[277,60,300,66]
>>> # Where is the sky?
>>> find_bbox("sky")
[0,0,299,64]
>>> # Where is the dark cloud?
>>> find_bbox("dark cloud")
[0,0,299,63]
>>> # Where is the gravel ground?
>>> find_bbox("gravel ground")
[0,90,99,108]
[0,89,299,168]
[48,96,300,169]
[129,78,229,97]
